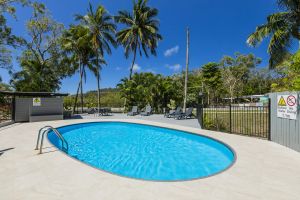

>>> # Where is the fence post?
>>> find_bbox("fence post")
[197,93,204,129]
[196,104,203,128]
[229,104,232,133]
[200,104,205,129]
[201,105,204,129]
[268,98,271,141]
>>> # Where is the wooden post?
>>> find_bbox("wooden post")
[183,27,190,112]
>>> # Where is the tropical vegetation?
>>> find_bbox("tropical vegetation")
[115,0,162,80]
[61,25,92,113]
[247,0,300,68]
[0,0,29,82]
[75,3,117,112]
[117,53,273,111]
[11,3,74,92]
[247,0,300,92]
[0,0,299,114]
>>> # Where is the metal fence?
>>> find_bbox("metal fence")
[0,96,13,123]
[269,92,300,152]
[199,103,270,139]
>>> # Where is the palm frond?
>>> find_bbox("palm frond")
[277,0,299,11]
[247,12,288,47]
[268,28,292,68]
[115,0,161,62]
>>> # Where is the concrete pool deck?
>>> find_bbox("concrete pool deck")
[73,113,201,128]
[1,117,300,200]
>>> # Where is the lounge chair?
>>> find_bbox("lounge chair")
[164,109,173,117]
[99,107,112,116]
[127,106,138,116]
[141,106,152,116]
[175,107,194,120]
[87,108,96,114]
[165,107,182,118]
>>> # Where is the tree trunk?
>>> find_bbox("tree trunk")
[230,88,234,103]
[129,44,137,80]
[73,79,81,114]
[207,90,210,105]
[73,59,82,114]
[96,54,101,115]
[127,43,137,107]
[80,65,84,113]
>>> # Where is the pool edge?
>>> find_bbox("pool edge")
[46,120,237,183]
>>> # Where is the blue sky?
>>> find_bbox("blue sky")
[1,0,278,94]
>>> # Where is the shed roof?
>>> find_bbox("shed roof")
[0,91,69,97]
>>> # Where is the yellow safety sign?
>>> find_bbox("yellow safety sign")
[277,94,298,120]
[278,96,287,106]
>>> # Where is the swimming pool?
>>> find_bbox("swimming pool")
[48,122,235,181]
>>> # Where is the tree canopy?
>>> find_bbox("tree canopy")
[115,0,162,80]
[10,4,74,92]
[0,0,30,80]
[75,3,117,112]
[0,0,299,112]
[247,0,300,68]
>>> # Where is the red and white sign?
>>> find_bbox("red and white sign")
[287,95,296,106]
[277,94,298,120]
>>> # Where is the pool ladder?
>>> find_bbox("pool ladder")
[35,126,69,154]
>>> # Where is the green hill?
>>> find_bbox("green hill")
[64,88,124,109]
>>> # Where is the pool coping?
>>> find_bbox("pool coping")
[46,120,237,183]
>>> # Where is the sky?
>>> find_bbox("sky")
[1,0,279,94]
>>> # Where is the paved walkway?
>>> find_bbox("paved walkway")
[74,113,201,128]
[1,118,300,200]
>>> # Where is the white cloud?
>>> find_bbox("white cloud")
[132,64,142,72]
[115,67,121,71]
[166,64,182,72]
[164,45,179,57]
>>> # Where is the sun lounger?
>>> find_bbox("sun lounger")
[175,107,194,120]
[165,107,182,118]
[87,108,96,114]
[99,108,112,116]
[141,106,152,116]
[127,106,138,116]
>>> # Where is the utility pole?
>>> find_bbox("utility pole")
[183,27,190,112]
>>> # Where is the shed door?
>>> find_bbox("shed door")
[15,98,31,122]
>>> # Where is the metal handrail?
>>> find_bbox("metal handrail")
[51,128,69,152]
[35,126,53,150]
[36,126,69,154]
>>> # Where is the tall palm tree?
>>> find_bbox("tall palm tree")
[247,0,300,68]
[115,0,162,80]
[76,3,117,114]
[61,25,94,113]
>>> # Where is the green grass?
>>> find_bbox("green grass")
[203,108,269,138]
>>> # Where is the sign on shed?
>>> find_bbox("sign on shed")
[277,94,298,120]
[33,98,41,106]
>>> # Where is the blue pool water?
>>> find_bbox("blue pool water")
[48,122,235,181]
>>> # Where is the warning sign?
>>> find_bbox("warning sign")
[287,95,296,106]
[277,94,298,120]
[278,96,287,106]
[33,98,41,106]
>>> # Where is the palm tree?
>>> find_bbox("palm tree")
[115,0,162,80]
[247,0,300,68]
[76,3,117,114]
[61,25,94,113]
